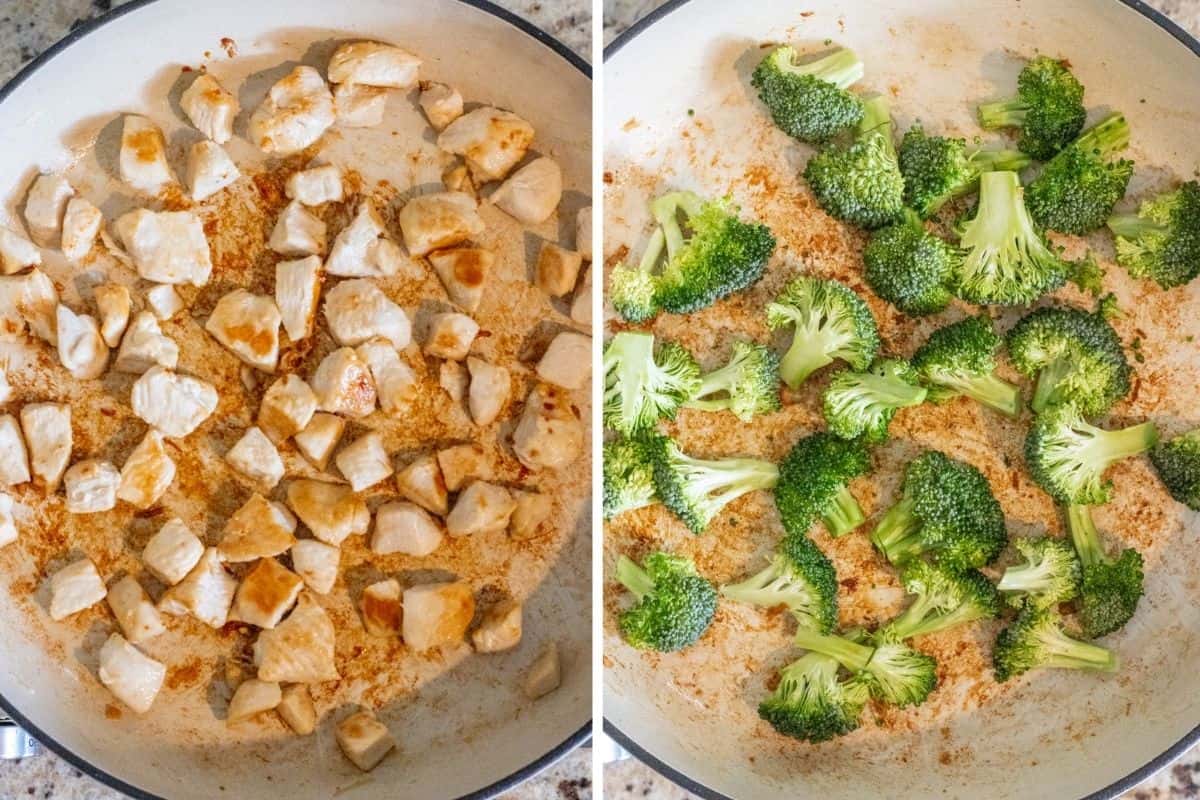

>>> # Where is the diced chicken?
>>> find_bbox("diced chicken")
[570,265,591,326]
[48,558,106,620]
[231,558,303,629]
[335,431,392,492]
[20,402,70,492]
[509,490,553,540]
[249,65,336,155]
[227,679,281,725]
[98,229,133,268]
[490,158,563,225]
[442,163,475,196]
[424,312,478,361]
[325,203,406,278]
[269,201,326,258]
[323,279,410,349]
[397,192,484,258]
[98,634,166,714]
[418,82,463,131]
[395,455,448,516]
[217,493,297,562]
[446,481,515,537]
[205,289,281,372]
[63,459,120,514]
[524,642,561,699]
[428,247,491,313]
[436,107,534,183]
[23,174,74,246]
[472,600,522,653]
[60,197,102,263]
[402,581,474,651]
[576,206,592,261]
[55,305,108,379]
[276,684,317,735]
[466,356,509,426]
[371,502,443,556]
[141,517,203,585]
[115,312,178,374]
[436,444,489,492]
[328,41,421,88]
[512,384,583,470]
[293,412,345,470]
[536,331,590,390]
[0,225,41,274]
[290,539,339,594]
[225,427,285,489]
[106,576,165,644]
[286,479,369,546]
[535,243,582,297]
[258,375,317,444]
[336,710,395,772]
[0,493,16,548]
[0,414,29,486]
[187,140,240,202]
[130,366,218,438]
[334,82,387,128]
[118,430,176,509]
[286,165,343,206]
[357,339,416,415]
[253,591,339,682]
[309,347,376,418]
[275,255,322,341]
[119,116,175,195]
[115,210,212,286]
[180,74,238,144]
[360,578,402,636]
[145,284,184,321]
[94,284,131,348]
[158,547,237,627]
[16,269,56,344]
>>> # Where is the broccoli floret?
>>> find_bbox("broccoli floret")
[603,437,658,521]
[1027,113,1134,235]
[898,125,1032,218]
[766,277,880,389]
[758,652,870,742]
[1066,504,1144,638]
[822,359,927,442]
[602,332,700,435]
[751,45,865,143]
[977,55,1086,161]
[1067,252,1105,296]
[992,605,1118,682]
[793,627,938,708]
[1108,181,1200,289]
[870,450,1007,571]
[996,537,1081,609]
[609,226,664,323]
[883,561,1001,640]
[775,432,872,538]
[955,170,1068,305]
[1006,302,1131,417]
[1150,428,1200,510]
[721,533,838,633]
[803,95,905,229]
[862,210,961,316]
[683,340,781,421]
[616,552,718,652]
[1025,404,1158,505]
[912,315,1023,417]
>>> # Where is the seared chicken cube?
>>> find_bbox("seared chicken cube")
[418,82,463,131]
[357,339,416,416]
[249,65,336,155]
[428,247,491,313]
[535,243,582,297]
[119,116,175,195]
[524,642,561,699]
[231,558,304,629]
[325,203,406,277]
[180,73,238,144]
[576,206,592,261]
[23,173,74,246]
[277,684,317,735]
[360,578,402,637]
[130,366,218,438]
[98,634,166,714]
[441,163,474,196]
[118,430,176,509]
[206,289,282,372]
[106,575,165,644]
[275,255,322,341]
[141,517,202,585]
[439,360,467,404]
[512,384,583,470]
[56,305,108,379]
[115,209,212,286]
[286,165,343,206]
[371,502,443,557]
[258,374,318,443]
[490,158,563,225]
[94,284,130,348]
[394,455,447,516]
[16,268,58,344]
[466,357,509,426]
[187,140,240,202]
[334,82,387,128]
[398,192,484,258]
[227,679,281,725]
[335,431,392,492]
[48,557,106,620]
[294,412,345,470]
[336,710,395,772]
[0,493,16,548]
[218,493,297,563]
[61,197,102,262]
[446,481,516,537]
[310,347,376,418]
[509,490,553,540]
[0,415,29,486]
[158,547,237,627]
[286,479,369,546]
[570,266,592,326]
[328,41,421,88]
[472,600,522,653]
[436,444,489,492]
[323,278,410,349]
[290,538,340,595]
[115,312,178,374]
[20,402,71,492]
[536,331,591,390]
[145,284,184,321]
[253,591,339,682]
[0,225,41,274]
[63,459,120,513]
[402,581,475,651]
[424,312,478,361]
[269,200,326,258]
[436,107,534,183]
[225,427,285,489]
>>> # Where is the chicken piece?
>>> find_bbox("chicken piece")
[472,600,522,653]
[428,247,491,313]
[325,203,406,277]
[286,479,369,546]
[119,116,175,195]
[509,490,553,540]
[130,366,218,438]
[0,225,41,274]
[576,206,592,261]
[356,339,416,416]
[335,431,392,492]
[360,578,402,637]
[436,444,489,492]
[145,284,184,321]
[418,82,463,131]
[269,200,326,258]
[141,518,203,585]
[446,481,516,537]
[218,494,297,563]
[158,547,238,627]
[441,163,474,196]
[98,634,166,714]
[570,265,591,327]
[309,347,376,418]
[258,375,317,444]
[334,82,387,128]
[466,357,509,426]
[0,493,16,548]
[205,290,282,373]
[63,459,120,514]
[231,558,304,629]
[277,684,317,735]
[249,65,336,155]
[94,284,131,348]
[394,455,447,516]
[227,679,281,725]
[286,165,343,206]
[106,576,165,645]
[535,243,582,297]
[0,268,56,345]
[60,197,102,263]
[328,41,421,88]
[536,331,590,390]
[336,710,395,772]
[23,174,74,246]
[225,427,285,489]
[114,312,178,374]
[187,140,240,202]
[290,539,339,595]
[402,581,474,651]
[434,366,466,411]
[55,305,108,379]
[275,255,322,342]
[20,402,70,491]
[424,312,478,361]
[0,415,29,486]
[115,210,212,286]
[118,430,176,509]
[397,192,484,258]
[48,558,106,620]
[512,384,583,470]
[253,591,339,682]
[323,279,410,349]
[436,107,534,183]
[180,73,238,143]
[490,158,563,225]
[294,413,345,471]
[371,502,443,556]
[524,642,561,699]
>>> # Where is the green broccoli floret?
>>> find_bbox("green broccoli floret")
[993,605,1117,682]
[996,536,1081,609]
[751,45,865,143]
[1026,112,1134,235]
[977,55,1086,161]
[616,552,718,652]
[1024,404,1158,505]
[1067,252,1105,296]
[803,95,905,229]
[609,226,664,323]
[683,340,781,421]
[603,332,700,435]
[862,210,961,316]
[793,627,938,708]
[603,437,658,521]
[898,125,1032,218]
[775,432,872,538]
[822,359,927,442]
[766,277,880,389]
[1150,428,1200,510]
[955,170,1068,305]
[884,561,1001,640]
[758,652,870,743]
[870,450,1007,571]
[1108,181,1200,289]
[1066,504,1144,638]
[1006,302,1131,416]
[912,315,1023,417]
[721,533,838,633]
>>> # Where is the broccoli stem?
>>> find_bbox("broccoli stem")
[651,194,687,259]
[1031,357,1073,413]
[780,339,834,390]
[691,361,743,401]
[859,95,895,156]
[608,332,656,428]
[794,627,873,672]
[959,373,1023,417]
[616,555,654,600]
[1036,623,1119,671]
[997,558,1055,595]
[869,494,920,558]
[973,149,1033,173]
[823,484,866,538]
[1066,504,1107,569]
[1106,213,1165,239]
[1072,112,1129,160]
[1092,420,1161,465]
[782,47,865,89]
[720,557,786,606]
[977,98,1028,129]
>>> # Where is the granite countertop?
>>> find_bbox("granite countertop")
[0,2,591,799]
[602,0,1200,799]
